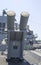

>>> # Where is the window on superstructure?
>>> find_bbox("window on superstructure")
[3,23,5,28]
[0,23,1,28]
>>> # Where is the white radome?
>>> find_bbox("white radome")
[21,12,29,17]
[7,11,16,16]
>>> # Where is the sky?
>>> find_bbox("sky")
[0,0,41,40]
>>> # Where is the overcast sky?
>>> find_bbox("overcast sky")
[0,0,41,40]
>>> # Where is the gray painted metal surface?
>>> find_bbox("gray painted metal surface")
[7,11,16,30]
[7,30,25,59]
[0,16,7,23]
[20,12,29,30]
[7,11,29,60]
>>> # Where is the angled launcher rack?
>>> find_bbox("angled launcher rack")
[7,11,29,61]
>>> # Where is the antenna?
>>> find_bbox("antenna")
[3,8,7,16]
